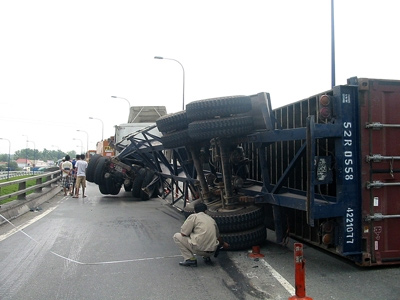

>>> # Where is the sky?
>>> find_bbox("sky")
[1,0,399,156]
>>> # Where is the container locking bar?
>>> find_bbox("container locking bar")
[366,154,400,163]
[365,213,400,222]
[365,122,400,129]
[366,181,400,189]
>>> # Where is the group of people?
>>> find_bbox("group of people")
[60,154,88,198]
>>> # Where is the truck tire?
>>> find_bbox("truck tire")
[94,157,109,185]
[99,183,109,195]
[220,225,267,250]
[132,168,146,198]
[156,111,188,133]
[140,170,158,201]
[186,95,252,122]
[86,154,102,182]
[106,177,121,195]
[207,205,264,233]
[188,116,254,140]
[160,129,191,149]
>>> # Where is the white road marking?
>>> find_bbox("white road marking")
[0,206,58,242]
[260,258,295,295]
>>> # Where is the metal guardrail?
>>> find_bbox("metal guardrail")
[0,170,61,202]
[0,171,44,181]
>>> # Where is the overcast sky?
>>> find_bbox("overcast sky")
[1,0,399,156]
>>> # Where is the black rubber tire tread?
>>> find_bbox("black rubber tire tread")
[124,183,132,192]
[160,129,191,149]
[99,183,109,195]
[94,157,109,185]
[140,170,157,201]
[207,205,264,233]
[188,116,254,140]
[156,111,188,133]
[132,168,146,198]
[221,225,267,250]
[186,95,252,122]
[106,178,121,195]
[86,154,102,182]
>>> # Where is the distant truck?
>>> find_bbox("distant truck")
[87,78,400,266]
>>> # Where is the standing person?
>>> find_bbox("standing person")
[71,154,80,196]
[73,154,88,198]
[173,202,229,267]
[61,155,72,196]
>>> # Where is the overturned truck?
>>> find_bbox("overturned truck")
[87,77,400,267]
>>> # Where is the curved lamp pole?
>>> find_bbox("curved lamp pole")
[73,138,83,154]
[154,56,185,111]
[89,117,104,141]
[76,130,89,158]
[111,96,131,122]
[0,137,11,179]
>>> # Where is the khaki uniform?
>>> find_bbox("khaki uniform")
[173,212,220,260]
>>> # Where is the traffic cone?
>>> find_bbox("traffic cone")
[249,245,265,258]
[288,243,313,300]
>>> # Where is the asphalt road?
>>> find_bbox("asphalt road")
[0,182,399,300]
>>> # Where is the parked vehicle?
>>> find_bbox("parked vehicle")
[87,78,400,266]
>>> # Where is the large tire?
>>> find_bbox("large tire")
[106,177,121,195]
[207,205,264,233]
[160,129,191,149]
[140,170,158,201]
[156,111,188,133]
[99,183,109,195]
[94,157,109,185]
[132,168,146,198]
[186,95,252,122]
[188,116,254,140]
[86,154,102,182]
[221,225,267,250]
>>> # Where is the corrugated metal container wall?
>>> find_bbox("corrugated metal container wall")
[359,78,400,265]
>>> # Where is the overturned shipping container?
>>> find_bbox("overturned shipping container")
[250,78,400,266]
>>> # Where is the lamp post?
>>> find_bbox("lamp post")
[77,129,89,158]
[0,138,11,179]
[27,140,36,175]
[73,138,83,154]
[154,56,185,111]
[111,96,131,122]
[89,117,104,141]
[22,135,28,168]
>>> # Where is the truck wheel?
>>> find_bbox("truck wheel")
[160,129,191,149]
[132,168,146,198]
[207,205,264,233]
[220,225,267,250]
[124,183,132,192]
[106,178,121,195]
[86,154,102,182]
[99,183,109,195]
[140,170,158,201]
[94,157,109,185]
[186,95,252,122]
[156,111,188,133]
[188,116,254,140]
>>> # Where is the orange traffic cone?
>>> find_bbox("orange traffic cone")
[289,243,313,300]
[248,245,265,258]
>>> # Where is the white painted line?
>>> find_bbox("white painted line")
[261,258,295,295]
[0,206,58,242]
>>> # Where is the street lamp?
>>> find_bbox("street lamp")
[0,137,11,179]
[73,138,83,154]
[27,140,36,175]
[76,129,89,158]
[111,96,131,122]
[154,56,185,111]
[89,117,104,141]
[22,135,28,168]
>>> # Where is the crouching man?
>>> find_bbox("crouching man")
[173,202,229,267]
